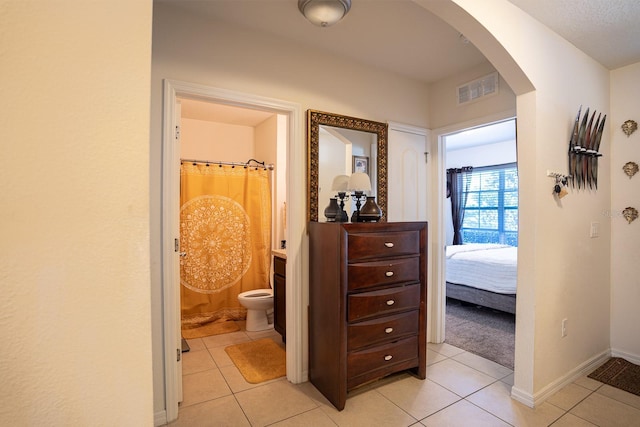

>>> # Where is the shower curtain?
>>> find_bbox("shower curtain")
[180,163,272,327]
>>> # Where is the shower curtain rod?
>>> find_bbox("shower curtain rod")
[181,158,274,170]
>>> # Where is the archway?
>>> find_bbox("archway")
[415,0,536,405]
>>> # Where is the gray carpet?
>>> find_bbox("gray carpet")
[445,298,515,369]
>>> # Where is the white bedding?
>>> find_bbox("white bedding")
[445,243,517,294]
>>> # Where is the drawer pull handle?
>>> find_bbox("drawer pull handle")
[386,300,395,306]
[384,242,394,248]
[385,271,394,277]
[384,355,393,361]
[385,327,393,334]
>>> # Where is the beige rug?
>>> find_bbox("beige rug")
[225,338,286,384]
[181,321,240,339]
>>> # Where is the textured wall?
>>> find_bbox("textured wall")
[0,1,153,425]
[610,62,640,362]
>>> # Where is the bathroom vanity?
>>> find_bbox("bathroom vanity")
[308,221,427,410]
[272,250,286,342]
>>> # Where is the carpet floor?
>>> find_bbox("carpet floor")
[445,298,515,369]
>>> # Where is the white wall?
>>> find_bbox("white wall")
[0,1,153,425]
[254,114,287,249]
[150,2,432,415]
[421,0,612,403]
[180,118,256,161]
[446,140,517,168]
[610,61,640,362]
[429,62,517,130]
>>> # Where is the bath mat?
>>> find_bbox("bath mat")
[225,338,286,384]
[181,320,240,339]
[588,357,640,397]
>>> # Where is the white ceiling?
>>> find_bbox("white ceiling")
[508,0,640,70]
[162,0,488,85]
[163,0,640,86]
[169,0,640,144]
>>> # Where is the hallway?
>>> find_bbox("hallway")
[167,325,640,426]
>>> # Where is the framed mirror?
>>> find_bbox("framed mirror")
[307,110,388,222]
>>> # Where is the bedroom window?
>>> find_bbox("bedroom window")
[461,163,518,246]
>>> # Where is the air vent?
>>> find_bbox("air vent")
[457,72,499,105]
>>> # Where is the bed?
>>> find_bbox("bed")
[445,243,517,314]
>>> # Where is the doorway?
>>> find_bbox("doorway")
[437,118,518,369]
[161,80,305,422]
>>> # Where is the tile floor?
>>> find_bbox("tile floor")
[167,323,640,426]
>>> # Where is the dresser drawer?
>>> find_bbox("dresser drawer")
[348,257,419,291]
[347,336,418,379]
[347,310,419,351]
[347,284,420,322]
[348,231,420,261]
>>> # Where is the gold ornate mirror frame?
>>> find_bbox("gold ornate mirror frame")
[307,109,388,222]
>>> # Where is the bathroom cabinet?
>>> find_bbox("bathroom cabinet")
[273,254,286,341]
[309,221,428,411]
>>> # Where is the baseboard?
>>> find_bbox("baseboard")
[154,410,167,427]
[511,385,534,407]
[511,349,611,408]
[611,348,640,365]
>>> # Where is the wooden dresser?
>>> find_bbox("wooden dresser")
[309,221,427,410]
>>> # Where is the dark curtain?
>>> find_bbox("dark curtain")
[447,166,472,245]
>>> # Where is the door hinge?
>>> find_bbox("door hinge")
[175,125,181,140]
[175,238,179,252]
[424,152,429,164]
[177,348,181,362]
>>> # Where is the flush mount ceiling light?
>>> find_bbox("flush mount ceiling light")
[298,0,351,27]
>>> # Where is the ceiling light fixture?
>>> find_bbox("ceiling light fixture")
[298,0,351,27]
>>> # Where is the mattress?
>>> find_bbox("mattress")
[445,243,517,294]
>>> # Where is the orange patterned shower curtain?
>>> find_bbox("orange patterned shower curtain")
[180,163,272,327]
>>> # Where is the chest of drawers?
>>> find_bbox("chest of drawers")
[309,221,427,410]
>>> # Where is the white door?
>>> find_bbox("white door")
[387,123,429,222]
[175,100,183,404]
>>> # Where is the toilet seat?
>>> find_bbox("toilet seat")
[239,289,273,298]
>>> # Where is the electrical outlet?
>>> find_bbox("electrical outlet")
[562,318,568,337]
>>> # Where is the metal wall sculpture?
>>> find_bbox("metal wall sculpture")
[568,106,606,189]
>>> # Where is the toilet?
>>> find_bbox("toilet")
[238,288,274,331]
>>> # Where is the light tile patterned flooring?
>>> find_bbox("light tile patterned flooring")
[167,323,640,426]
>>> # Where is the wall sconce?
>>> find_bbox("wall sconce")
[347,172,371,222]
[298,0,351,27]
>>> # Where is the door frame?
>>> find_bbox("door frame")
[161,79,305,422]
[431,110,517,343]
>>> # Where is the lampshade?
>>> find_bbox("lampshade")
[298,0,351,27]
[347,172,372,192]
[331,174,349,191]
